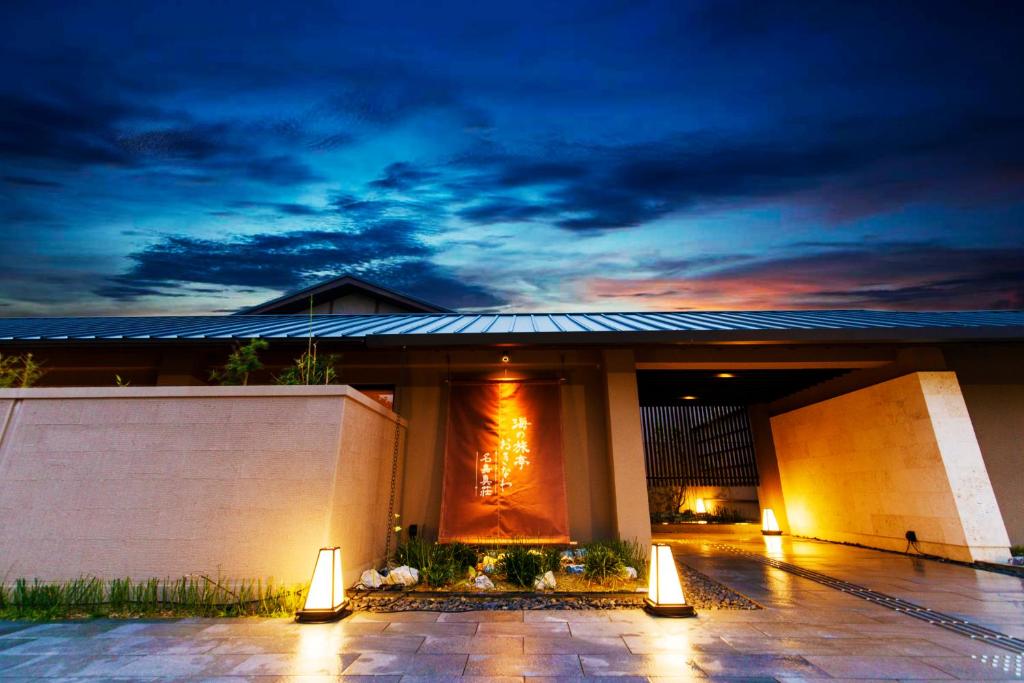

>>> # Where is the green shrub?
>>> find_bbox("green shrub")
[498,545,543,587]
[0,352,45,388]
[583,543,624,582]
[448,542,479,571]
[210,339,268,386]
[392,540,477,587]
[393,537,432,569]
[540,546,562,574]
[1011,545,1024,558]
[603,538,648,577]
[274,348,338,385]
[420,545,462,587]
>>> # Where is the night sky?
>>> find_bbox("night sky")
[2,1,1022,315]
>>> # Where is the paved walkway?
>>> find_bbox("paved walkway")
[0,530,1022,680]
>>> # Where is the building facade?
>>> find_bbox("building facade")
[1,276,1021,582]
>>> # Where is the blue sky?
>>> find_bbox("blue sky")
[1,1,1022,314]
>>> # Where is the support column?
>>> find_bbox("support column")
[601,349,652,546]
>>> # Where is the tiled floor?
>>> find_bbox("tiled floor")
[1,530,1022,680]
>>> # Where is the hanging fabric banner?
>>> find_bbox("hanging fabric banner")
[438,380,570,543]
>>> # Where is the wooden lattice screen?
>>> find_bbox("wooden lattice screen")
[640,405,759,486]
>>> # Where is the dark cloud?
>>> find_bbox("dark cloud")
[446,113,1024,230]
[369,162,438,191]
[0,92,133,168]
[0,91,319,185]
[229,200,325,216]
[3,175,62,188]
[99,222,502,309]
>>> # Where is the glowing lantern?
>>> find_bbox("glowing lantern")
[296,547,349,622]
[761,508,782,536]
[644,543,695,617]
[694,498,707,515]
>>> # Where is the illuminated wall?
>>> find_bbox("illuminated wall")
[771,372,1010,562]
[0,385,403,583]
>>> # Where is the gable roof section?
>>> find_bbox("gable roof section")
[236,273,452,314]
[1,310,1023,346]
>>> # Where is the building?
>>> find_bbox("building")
[0,274,1021,584]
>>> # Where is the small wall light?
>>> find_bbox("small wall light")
[296,547,349,622]
[761,508,782,536]
[645,543,695,617]
[681,395,697,401]
[501,355,510,363]
[715,372,735,378]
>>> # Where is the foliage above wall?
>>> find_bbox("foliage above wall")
[0,352,44,388]
[209,338,269,386]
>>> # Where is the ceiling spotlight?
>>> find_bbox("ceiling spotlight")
[715,372,735,378]
[501,355,510,363]
[681,395,697,400]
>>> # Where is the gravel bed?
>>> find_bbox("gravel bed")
[348,561,759,612]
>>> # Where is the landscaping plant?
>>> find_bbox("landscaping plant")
[583,542,624,582]
[274,346,338,385]
[497,545,543,587]
[603,538,649,577]
[0,576,302,620]
[210,338,269,386]
[0,352,45,388]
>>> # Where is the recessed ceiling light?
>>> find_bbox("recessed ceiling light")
[715,372,735,378]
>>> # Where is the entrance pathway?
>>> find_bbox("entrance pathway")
[1,530,1022,680]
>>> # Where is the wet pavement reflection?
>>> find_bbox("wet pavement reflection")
[0,528,1021,680]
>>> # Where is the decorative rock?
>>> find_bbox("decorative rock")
[360,569,385,588]
[534,570,557,590]
[474,575,495,590]
[621,566,638,579]
[565,564,585,574]
[385,565,419,586]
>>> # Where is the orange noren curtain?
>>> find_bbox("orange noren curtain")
[438,381,570,543]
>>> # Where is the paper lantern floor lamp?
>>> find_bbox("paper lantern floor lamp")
[645,543,695,618]
[761,508,782,536]
[296,547,350,622]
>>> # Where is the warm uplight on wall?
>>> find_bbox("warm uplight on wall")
[761,508,782,536]
[715,372,735,378]
[645,543,695,617]
[681,395,697,400]
[296,547,349,622]
[694,498,707,515]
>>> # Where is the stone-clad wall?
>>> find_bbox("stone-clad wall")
[0,386,404,585]
[770,372,1010,562]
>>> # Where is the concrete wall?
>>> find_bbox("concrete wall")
[770,372,1010,562]
[0,385,404,585]
[943,344,1024,547]
[958,383,1024,547]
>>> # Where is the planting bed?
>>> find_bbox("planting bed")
[350,560,758,612]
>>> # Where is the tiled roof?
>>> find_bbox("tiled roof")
[1,310,1023,345]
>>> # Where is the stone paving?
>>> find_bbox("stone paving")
[1,530,1022,680]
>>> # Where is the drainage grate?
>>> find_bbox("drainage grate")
[713,544,1024,656]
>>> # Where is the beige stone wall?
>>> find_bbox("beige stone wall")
[0,385,404,585]
[770,372,1010,562]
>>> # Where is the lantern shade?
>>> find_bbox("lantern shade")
[644,543,695,617]
[296,547,349,622]
[761,508,782,535]
[694,498,707,515]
